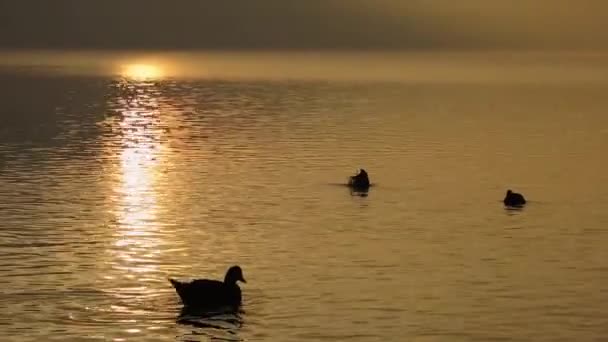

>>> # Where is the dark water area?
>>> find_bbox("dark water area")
[1,53,608,341]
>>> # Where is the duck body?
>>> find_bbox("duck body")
[348,169,370,190]
[169,266,245,309]
[504,189,526,207]
[169,278,242,308]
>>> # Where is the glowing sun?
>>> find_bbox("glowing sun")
[122,64,164,80]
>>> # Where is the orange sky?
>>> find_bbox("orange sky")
[1,0,607,50]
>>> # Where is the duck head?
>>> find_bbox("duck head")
[506,189,513,196]
[224,265,246,285]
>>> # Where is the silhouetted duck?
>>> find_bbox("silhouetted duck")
[169,265,246,308]
[504,189,526,207]
[348,169,370,190]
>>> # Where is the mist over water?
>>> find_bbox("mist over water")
[1,51,607,341]
[1,50,608,83]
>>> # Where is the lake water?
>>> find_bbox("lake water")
[0,52,607,341]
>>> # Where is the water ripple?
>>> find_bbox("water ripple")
[1,74,608,341]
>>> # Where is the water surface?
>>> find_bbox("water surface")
[1,53,608,341]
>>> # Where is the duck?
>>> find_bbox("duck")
[169,265,246,309]
[348,168,370,190]
[504,189,526,207]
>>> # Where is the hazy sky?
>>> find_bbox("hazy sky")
[1,0,607,50]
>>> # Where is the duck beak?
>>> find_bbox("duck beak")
[240,276,247,283]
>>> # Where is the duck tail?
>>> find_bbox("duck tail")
[168,278,183,290]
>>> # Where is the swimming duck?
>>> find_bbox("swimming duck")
[169,265,246,308]
[504,189,526,207]
[348,169,370,189]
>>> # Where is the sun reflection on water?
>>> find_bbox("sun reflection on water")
[108,79,165,278]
